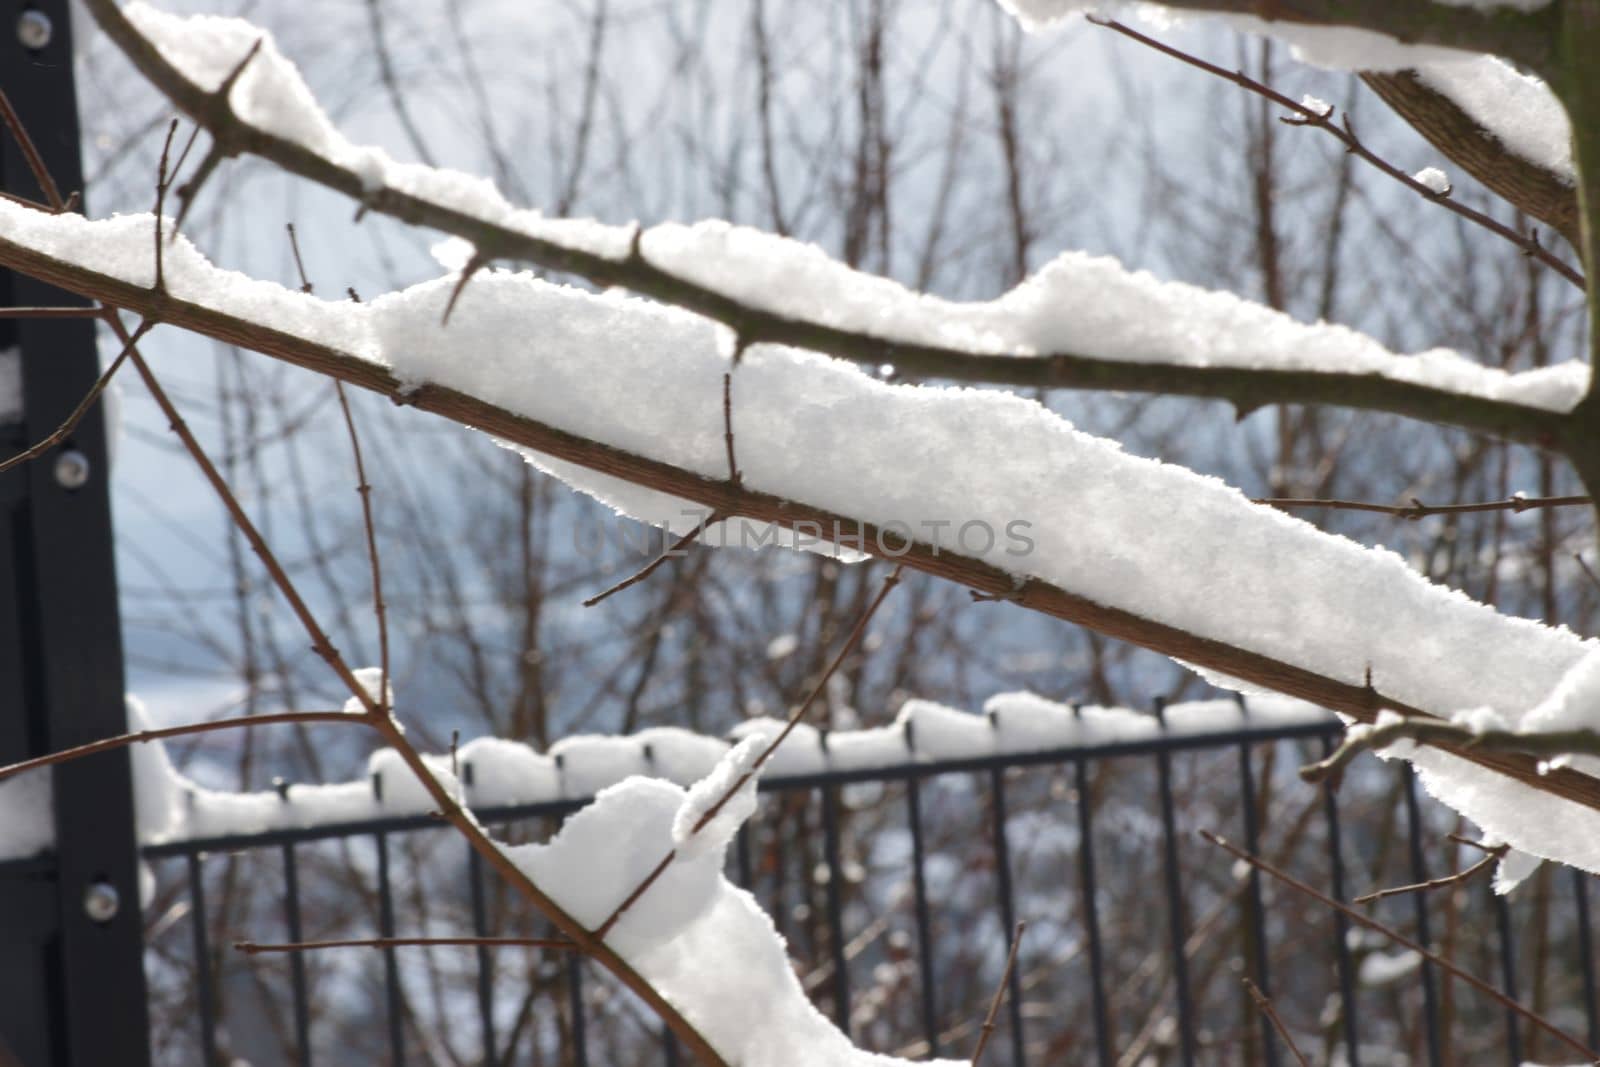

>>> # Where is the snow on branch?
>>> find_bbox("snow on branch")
[76,2,1587,445]
[6,193,1600,879]
[997,1,1561,76]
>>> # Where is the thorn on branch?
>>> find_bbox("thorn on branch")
[441,253,490,325]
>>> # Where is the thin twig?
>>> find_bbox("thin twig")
[173,39,263,229]
[1255,493,1590,519]
[0,710,357,783]
[593,563,905,940]
[1201,830,1600,1062]
[0,318,153,477]
[1242,978,1311,1067]
[441,253,488,325]
[1302,716,1600,785]
[0,307,105,319]
[235,936,578,955]
[107,312,380,712]
[583,511,723,607]
[1086,16,1585,289]
[1355,838,1507,904]
[334,381,389,712]
[972,921,1026,1067]
[0,87,67,211]
[722,371,741,486]
[153,119,179,294]
[285,223,313,293]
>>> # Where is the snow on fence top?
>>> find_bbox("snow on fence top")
[0,692,1331,860]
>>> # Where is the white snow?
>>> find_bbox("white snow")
[0,692,1332,858]
[992,2,1574,183]
[121,3,635,260]
[1299,95,1332,119]
[1413,167,1452,195]
[80,8,1587,413]
[1359,948,1422,987]
[673,734,767,861]
[340,666,390,713]
[1415,57,1574,183]
[504,776,965,1067]
[638,220,1587,412]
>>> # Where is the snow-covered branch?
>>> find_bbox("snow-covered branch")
[70,2,1590,447]
[5,194,1600,850]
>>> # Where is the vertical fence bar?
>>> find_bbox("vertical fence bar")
[466,840,497,1066]
[1401,767,1443,1067]
[1236,741,1280,1067]
[0,5,151,1060]
[1492,888,1522,1066]
[1154,745,1198,1067]
[1575,868,1600,1051]
[736,825,754,888]
[566,954,589,1067]
[187,853,221,1067]
[820,784,852,1036]
[1318,735,1361,1066]
[1074,757,1113,1067]
[987,766,1025,1067]
[906,773,941,1057]
[374,832,405,1065]
[281,843,312,1066]
[662,1027,681,1067]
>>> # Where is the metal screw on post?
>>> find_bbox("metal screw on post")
[53,448,89,490]
[82,881,119,924]
[16,9,52,50]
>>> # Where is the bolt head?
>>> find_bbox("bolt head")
[83,881,119,923]
[53,448,90,490]
[16,10,51,50]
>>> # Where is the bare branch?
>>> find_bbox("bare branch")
[1354,838,1507,904]
[0,318,152,477]
[582,511,724,608]
[593,564,905,941]
[68,0,1573,447]
[1255,492,1590,519]
[971,921,1026,1067]
[1241,978,1311,1067]
[235,936,577,955]
[0,710,357,783]
[1202,830,1599,1063]
[1088,16,1582,288]
[1362,70,1580,249]
[0,88,68,211]
[1301,716,1600,786]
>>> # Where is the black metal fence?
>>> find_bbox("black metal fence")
[128,709,1600,1067]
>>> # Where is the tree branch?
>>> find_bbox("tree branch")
[71,0,1575,447]
[2,233,1598,824]
[1202,830,1598,1063]
[1145,1,1560,76]
[1361,70,1580,250]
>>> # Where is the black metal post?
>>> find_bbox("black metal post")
[0,3,151,1064]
